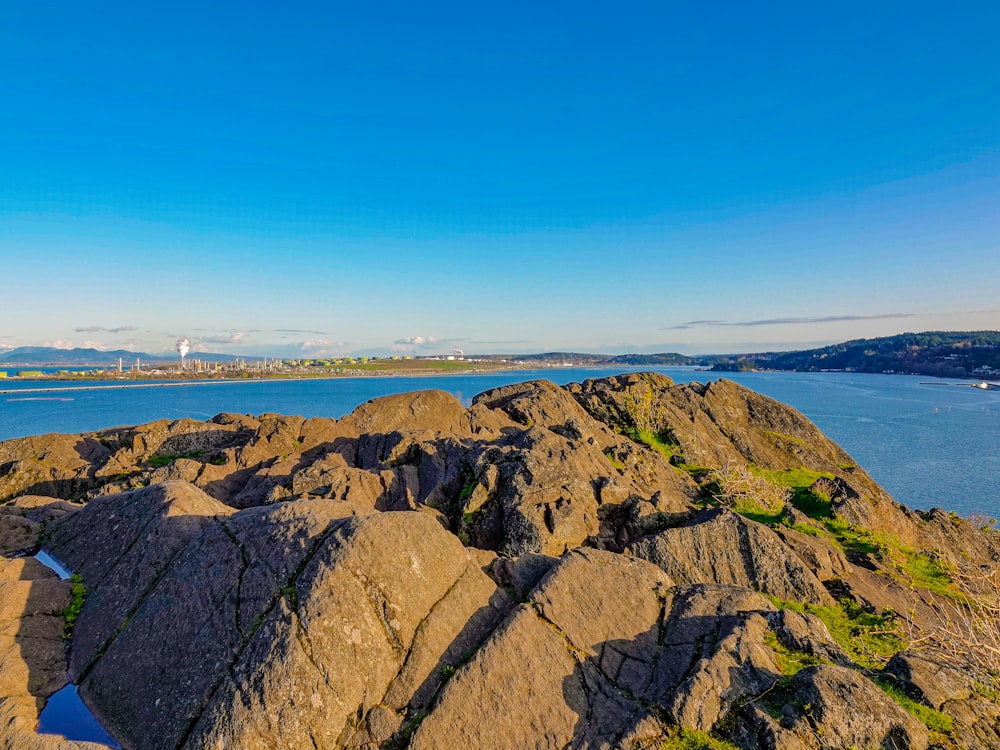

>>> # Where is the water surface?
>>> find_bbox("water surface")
[2,368,998,517]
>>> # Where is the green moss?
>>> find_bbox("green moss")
[754,466,834,489]
[148,450,205,467]
[62,573,86,638]
[763,631,822,675]
[767,596,905,669]
[657,727,741,750]
[397,711,429,743]
[873,678,953,734]
[458,481,476,503]
[624,427,677,460]
[902,552,954,596]
[604,450,625,471]
[754,675,801,719]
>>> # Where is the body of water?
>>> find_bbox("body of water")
[2,368,998,518]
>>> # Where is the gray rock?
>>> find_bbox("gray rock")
[629,507,834,605]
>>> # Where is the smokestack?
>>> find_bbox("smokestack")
[176,337,191,370]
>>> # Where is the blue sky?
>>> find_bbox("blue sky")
[2,2,998,357]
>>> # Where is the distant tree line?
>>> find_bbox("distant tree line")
[708,331,1000,378]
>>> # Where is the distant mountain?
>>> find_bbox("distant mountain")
[0,347,258,366]
[707,331,1000,379]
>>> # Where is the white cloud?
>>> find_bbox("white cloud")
[80,340,114,351]
[74,325,139,334]
[198,331,248,346]
[298,339,350,356]
[43,339,77,350]
[392,335,440,351]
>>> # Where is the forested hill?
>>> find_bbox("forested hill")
[482,352,698,366]
[709,331,1000,378]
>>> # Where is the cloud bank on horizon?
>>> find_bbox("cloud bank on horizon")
[662,313,919,331]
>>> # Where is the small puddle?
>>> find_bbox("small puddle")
[34,549,73,580]
[37,685,121,748]
[32,550,121,748]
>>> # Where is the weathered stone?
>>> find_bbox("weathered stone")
[649,584,779,732]
[629,507,834,605]
[46,481,235,679]
[0,512,40,556]
[183,511,501,750]
[744,665,929,750]
[411,549,674,749]
[882,651,973,710]
[0,557,107,749]
[0,434,104,503]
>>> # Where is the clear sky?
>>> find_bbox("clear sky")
[2,2,998,357]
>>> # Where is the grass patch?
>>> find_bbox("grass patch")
[789,488,833,519]
[623,427,677,460]
[787,521,824,537]
[763,631,822,675]
[823,517,884,557]
[604,450,625,471]
[62,573,86,638]
[732,506,784,526]
[768,596,905,669]
[818,518,956,596]
[902,552,954,596]
[676,463,713,480]
[148,450,205,467]
[657,727,741,750]
[708,463,790,524]
[874,678,953,734]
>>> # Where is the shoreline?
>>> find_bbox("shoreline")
[0,364,580,395]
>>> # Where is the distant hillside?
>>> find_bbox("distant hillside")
[0,346,257,366]
[481,351,699,366]
[709,331,1000,378]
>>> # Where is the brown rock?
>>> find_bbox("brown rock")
[744,665,929,750]
[411,549,675,749]
[47,481,235,679]
[629,507,834,605]
[0,557,107,749]
[882,651,973,710]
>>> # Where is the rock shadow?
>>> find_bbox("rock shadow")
[377,586,515,749]
[0,551,118,747]
[560,590,783,748]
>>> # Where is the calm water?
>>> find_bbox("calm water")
[2,368,998,517]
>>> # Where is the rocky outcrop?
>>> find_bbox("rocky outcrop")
[734,665,929,749]
[0,373,997,749]
[47,481,235,679]
[629,507,835,605]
